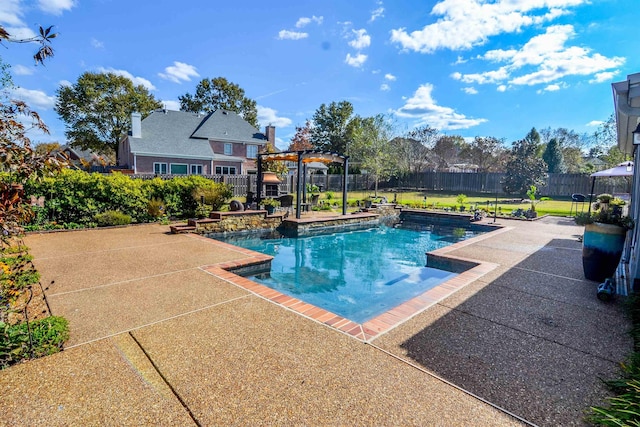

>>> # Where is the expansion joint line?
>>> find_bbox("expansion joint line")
[128,332,202,427]
[367,342,539,427]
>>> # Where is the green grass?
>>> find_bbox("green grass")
[331,190,577,217]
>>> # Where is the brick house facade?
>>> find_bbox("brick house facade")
[118,109,275,175]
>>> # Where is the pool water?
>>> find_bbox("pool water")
[215,223,481,323]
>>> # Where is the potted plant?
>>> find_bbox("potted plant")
[575,194,634,282]
[306,184,320,205]
[261,198,280,215]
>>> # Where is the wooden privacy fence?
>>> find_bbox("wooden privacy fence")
[128,172,632,198]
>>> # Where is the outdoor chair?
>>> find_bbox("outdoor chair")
[277,194,294,213]
[569,193,586,216]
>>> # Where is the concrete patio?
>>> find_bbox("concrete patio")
[0,217,631,426]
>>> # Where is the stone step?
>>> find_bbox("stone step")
[169,224,197,234]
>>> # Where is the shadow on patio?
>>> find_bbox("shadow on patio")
[376,232,632,426]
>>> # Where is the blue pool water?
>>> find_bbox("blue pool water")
[215,222,481,323]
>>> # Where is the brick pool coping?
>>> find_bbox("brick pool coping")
[191,224,511,342]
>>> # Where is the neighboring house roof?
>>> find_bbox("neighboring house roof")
[128,109,266,160]
[59,144,110,164]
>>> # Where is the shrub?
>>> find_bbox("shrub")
[147,197,165,219]
[0,316,69,369]
[325,191,334,200]
[94,211,132,227]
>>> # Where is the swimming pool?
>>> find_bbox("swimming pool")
[214,222,483,323]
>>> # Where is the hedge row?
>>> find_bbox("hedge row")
[22,170,232,228]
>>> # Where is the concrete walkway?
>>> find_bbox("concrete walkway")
[0,218,631,426]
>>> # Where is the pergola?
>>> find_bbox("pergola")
[256,150,349,219]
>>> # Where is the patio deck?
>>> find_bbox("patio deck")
[0,217,631,426]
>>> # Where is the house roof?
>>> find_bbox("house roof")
[191,109,268,144]
[128,109,266,159]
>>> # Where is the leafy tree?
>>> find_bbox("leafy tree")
[392,137,431,174]
[406,125,439,148]
[460,136,506,172]
[350,114,397,196]
[260,142,289,177]
[502,128,547,195]
[56,72,162,164]
[602,145,627,168]
[432,135,466,170]
[288,121,314,151]
[34,142,61,155]
[310,100,356,154]
[179,77,258,128]
[542,138,566,173]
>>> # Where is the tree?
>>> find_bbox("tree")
[460,136,506,172]
[350,114,397,196]
[56,72,162,164]
[392,137,431,174]
[432,135,466,170]
[310,101,356,154]
[502,128,547,195]
[542,138,566,173]
[260,142,289,177]
[179,77,258,128]
[288,121,314,151]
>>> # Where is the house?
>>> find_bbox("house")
[118,109,275,175]
[612,72,640,292]
[57,144,112,169]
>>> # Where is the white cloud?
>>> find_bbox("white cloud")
[390,0,584,54]
[452,25,624,88]
[590,71,618,83]
[278,30,308,40]
[454,56,467,65]
[348,29,371,50]
[537,84,561,94]
[394,83,486,130]
[3,26,36,40]
[91,38,104,49]
[98,67,156,90]
[158,61,200,84]
[161,100,181,111]
[345,53,368,68]
[257,105,293,128]
[587,120,604,127]
[369,2,385,23]
[58,79,72,87]
[371,69,381,74]
[462,87,478,94]
[384,73,396,81]
[497,85,507,92]
[380,83,390,91]
[12,87,56,109]
[12,64,33,75]
[37,0,75,15]
[295,15,323,28]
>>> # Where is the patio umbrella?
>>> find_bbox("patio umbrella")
[588,161,634,212]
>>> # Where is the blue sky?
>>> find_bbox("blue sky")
[1,0,638,149]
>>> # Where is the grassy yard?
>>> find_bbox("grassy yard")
[322,190,581,217]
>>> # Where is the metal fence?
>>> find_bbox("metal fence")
[127,172,632,198]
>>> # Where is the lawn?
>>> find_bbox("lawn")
[327,190,580,217]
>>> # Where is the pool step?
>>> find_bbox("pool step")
[187,218,220,227]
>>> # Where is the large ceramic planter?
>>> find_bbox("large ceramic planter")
[582,222,627,282]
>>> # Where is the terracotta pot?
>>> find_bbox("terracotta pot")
[582,222,627,282]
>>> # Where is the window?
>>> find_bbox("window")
[170,164,188,175]
[190,164,203,175]
[215,166,237,175]
[224,143,232,156]
[153,162,167,174]
[246,145,258,159]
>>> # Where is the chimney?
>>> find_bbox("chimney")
[131,112,142,138]
[265,125,275,145]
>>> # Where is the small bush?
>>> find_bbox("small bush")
[94,211,132,227]
[0,316,69,369]
[325,191,334,200]
[147,198,165,219]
